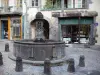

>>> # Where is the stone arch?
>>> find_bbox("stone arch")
[30,16,51,39]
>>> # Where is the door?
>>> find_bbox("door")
[1,20,8,39]
[1,22,4,39]
[71,25,79,43]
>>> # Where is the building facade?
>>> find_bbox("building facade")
[0,0,23,40]
[23,0,100,45]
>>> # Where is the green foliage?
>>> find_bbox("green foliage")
[44,0,53,9]
[44,0,61,9]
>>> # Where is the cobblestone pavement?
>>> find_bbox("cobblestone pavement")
[0,40,100,75]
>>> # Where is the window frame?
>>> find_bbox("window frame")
[12,19,21,38]
[16,0,22,8]
[1,0,9,7]
[32,0,39,7]
[64,0,87,9]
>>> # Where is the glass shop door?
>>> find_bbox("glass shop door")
[1,20,8,39]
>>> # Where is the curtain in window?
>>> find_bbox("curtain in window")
[65,0,85,8]
[75,0,86,8]
[75,0,82,8]
[67,0,73,8]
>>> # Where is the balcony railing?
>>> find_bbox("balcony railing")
[0,6,22,13]
[41,0,87,11]
[41,1,61,11]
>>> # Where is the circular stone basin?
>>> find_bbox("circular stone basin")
[13,39,66,62]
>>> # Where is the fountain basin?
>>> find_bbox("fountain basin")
[13,39,66,61]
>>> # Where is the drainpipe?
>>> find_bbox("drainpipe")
[22,16,24,39]
[24,0,30,39]
[89,22,95,45]
[59,0,64,41]
[61,0,64,14]
[78,16,81,43]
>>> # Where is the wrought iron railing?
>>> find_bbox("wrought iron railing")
[41,0,61,10]
[0,6,22,12]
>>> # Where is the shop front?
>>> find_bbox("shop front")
[10,17,22,40]
[52,11,98,44]
[59,17,93,44]
[0,13,22,40]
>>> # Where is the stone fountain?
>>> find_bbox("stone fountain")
[10,12,66,65]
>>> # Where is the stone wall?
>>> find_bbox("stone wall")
[27,10,59,41]
[88,0,100,45]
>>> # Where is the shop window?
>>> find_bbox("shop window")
[64,0,86,9]
[61,25,90,43]
[80,25,90,38]
[12,19,21,38]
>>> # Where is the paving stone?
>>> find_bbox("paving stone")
[0,40,99,75]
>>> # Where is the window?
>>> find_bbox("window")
[1,0,9,7]
[52,0,61,8]
[82,0,86,8]
[61,25,90,43]
[16,0,22,7]
[64,0,86,8]
[13,26,20,36]
[44,0,61,9]
[12,19,21,38]
[32,0,38,7]
[75,0,82,8]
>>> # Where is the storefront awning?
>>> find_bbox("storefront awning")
[59,17,93,25]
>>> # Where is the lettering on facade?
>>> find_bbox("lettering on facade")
[52,12,81,17]
[52,11,97,17]
[52,12,60,17]
[63,13,81,17]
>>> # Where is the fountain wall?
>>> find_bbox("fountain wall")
[13,40,65,61]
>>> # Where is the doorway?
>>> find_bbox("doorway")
[1,20,8,39]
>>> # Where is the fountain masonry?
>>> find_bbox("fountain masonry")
[10,12,66,65]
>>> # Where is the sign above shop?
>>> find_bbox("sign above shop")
[52,12,81,17]
[52,11,98,17]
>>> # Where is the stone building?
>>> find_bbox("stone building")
[23,0,100,45]
[0,0,23,40]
